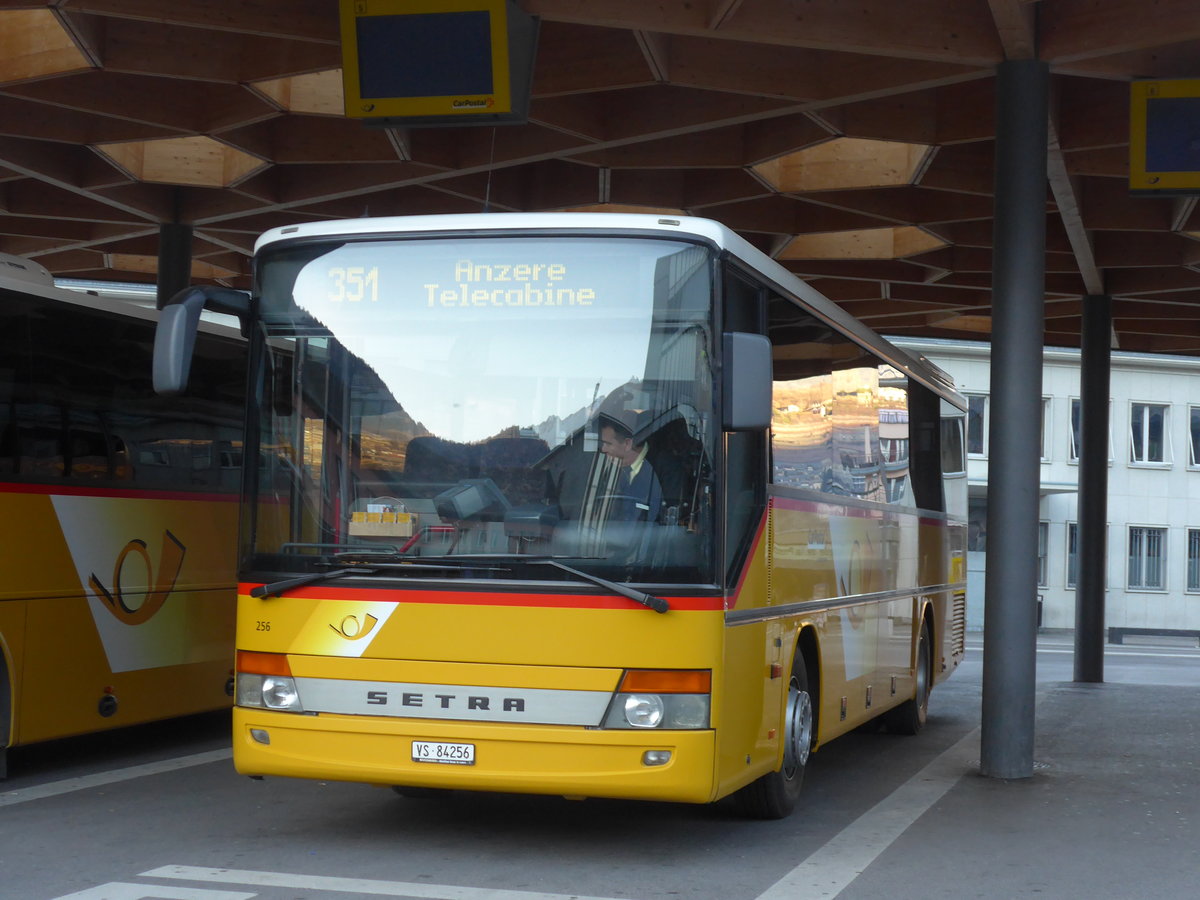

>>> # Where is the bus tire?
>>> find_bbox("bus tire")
[732,647,814,819]
[886,619,931,736]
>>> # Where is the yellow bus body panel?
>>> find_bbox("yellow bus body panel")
[236,591,726,801]
[0,489,236,747]
[234,708,717,803]
[232,499,963,804]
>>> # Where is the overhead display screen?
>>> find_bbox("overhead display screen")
[1130,79,1200,194]
[340,0,537,127]
[355,11,493,99]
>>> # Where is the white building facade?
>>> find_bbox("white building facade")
[895,337,1200,635]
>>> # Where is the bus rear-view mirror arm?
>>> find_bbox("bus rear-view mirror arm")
[722,332,772,431]
[153,285,250,395]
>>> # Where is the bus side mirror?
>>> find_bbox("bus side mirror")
[722,332,772,431]
[153,286,250,395]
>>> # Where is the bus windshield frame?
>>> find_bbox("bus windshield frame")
[245,232,719,587]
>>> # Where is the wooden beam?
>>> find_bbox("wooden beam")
[0,136,168,221]
[5,70,274,133]
[533,22,654,97]
[1039,0,1200,64]
[99,17,341,83]
[987,0,1037,60]
[633,30,669,82]
[1047,110,1103,294]
[526,0,1005,65]
[63,0,339,44]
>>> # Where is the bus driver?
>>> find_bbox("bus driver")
[598,414,663,526]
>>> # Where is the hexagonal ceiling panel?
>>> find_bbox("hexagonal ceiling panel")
[0,1,1199,354]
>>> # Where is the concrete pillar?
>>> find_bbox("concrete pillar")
[156,222,193,309]
[980,59,1049,780]
[1074,295,1111,682]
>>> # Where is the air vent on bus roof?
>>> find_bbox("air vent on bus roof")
[0,252,54,288]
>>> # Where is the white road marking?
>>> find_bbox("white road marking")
[964,641,1200,660]
[52,884,255,900]
[1033,648,1200,659]
[753,727,980,900]
[145,865,629,900]
[0,749,231,808]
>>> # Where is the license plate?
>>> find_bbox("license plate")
[412,741,475,765]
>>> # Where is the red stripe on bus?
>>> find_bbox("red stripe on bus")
[239,583,724,611]
[1,481,236,502]
[725,510,768,611]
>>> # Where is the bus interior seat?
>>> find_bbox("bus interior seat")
[478,436,553,507]
[646,417,703,526]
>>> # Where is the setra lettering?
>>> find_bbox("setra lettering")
[360,689,530,714]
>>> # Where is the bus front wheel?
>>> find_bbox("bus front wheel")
[732,647,814,819]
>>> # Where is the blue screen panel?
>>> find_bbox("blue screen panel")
[356,11,493,99]
[1145,96,1200,173]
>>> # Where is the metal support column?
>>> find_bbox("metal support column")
[156,221,193,310]
[980,59,1049,780]
[1074,294,1111,682]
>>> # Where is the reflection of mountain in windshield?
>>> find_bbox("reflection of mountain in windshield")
[252,234,716,585]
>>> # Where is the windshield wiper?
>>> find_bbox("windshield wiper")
[379,553,669,613]
[530,559,670,614]
[273,553,669,613]
[251,560,510,598]
[251,567,373,598]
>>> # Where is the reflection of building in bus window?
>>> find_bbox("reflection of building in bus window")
[968,519,987,551]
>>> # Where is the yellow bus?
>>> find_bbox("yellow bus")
[0,255,244,778]
[157,213,966,817]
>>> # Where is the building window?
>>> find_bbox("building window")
[1067,522,1078,588]
[966,394,987,456]
[1040,397,1051,461]
[1127,525,1167,590]
[1037,520,1049,586]
[967,497,987,551]
[1129,402,1169,465]
[1189,407,1200,468]
[1188,529,1200,592]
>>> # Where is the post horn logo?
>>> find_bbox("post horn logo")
[330,613,379,641]
[89,530,186,626]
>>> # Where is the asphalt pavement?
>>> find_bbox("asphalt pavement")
[809,634,1200,900]
[2,633,1197,900]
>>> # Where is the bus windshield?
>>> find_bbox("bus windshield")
[249,234,717,585]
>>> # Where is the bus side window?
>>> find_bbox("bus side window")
[723,266,767,584]
[907,382,945,513]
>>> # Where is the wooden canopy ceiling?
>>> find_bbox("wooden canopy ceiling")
[2,0,1200,353]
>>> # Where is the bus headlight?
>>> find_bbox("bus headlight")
[262,676,303,711]
[236,651,304,713]
[603,693,710,729]
[236,673,304,713]
[667,694,709,729]
[602,670,712,730]
[623,694,665,728]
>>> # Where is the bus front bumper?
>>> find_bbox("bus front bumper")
[233,707,718,804]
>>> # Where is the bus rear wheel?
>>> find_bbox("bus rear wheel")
[885,620,931,735]
[732,648,814,819]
